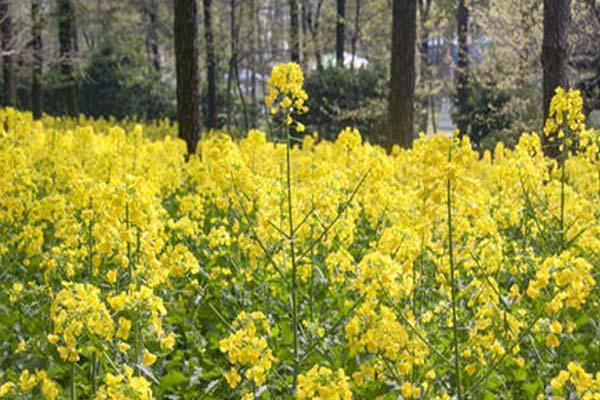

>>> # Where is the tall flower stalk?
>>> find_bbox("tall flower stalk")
[285,120,300,389]
[447,142,462,400]
[265,62,308,391]
[543,88,586,251]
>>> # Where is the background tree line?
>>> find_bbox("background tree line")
[0,0,598,154]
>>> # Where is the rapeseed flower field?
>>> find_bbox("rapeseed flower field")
[0,64,598,399]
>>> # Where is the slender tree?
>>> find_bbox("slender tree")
[542,0,570,120]
[417,0,432,133]
[289,0,300,62]
[203,0,217,129]
[233,0,249,130]
[250,0,257,106]
[174,0,202,156]
[336,0,346,66]
[32,0,44,119]
[304,0,324,70]
[455,0,469,137]
[256,0,266,104]
[226,0,244,130]
[350,0,360,69]
[226,0,234,129]
[0,0,16,107]
[387,0,417,148]
[144,0,161,72]
[57,0,78,116]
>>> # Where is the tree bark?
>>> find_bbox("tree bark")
[32,0,44,119]
[174,0,202,156]
[256,1,266,109]
[226,0,236,130]
[417,0,431,134]
[336,0,346,67]
[299,0,306,66]
[144,0,161,72]
[250,0,257,107]
[233,1,249,130]
[203,0,217,129]
[542,0,570,120]
[387,0,416,149]
[289,0,300,62]
[304,0,324,70]
[350,0,360,69]
[455,0,469,137]
[0,0,16,107]
[57,0,78,116]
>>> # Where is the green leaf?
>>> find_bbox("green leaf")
[523,382,541,400]
[514,368,527,382]
[160,370,187,391]
[573,344,586,355]
[575,315,591,328]
[486,372,503,390]
[483,391,496,400]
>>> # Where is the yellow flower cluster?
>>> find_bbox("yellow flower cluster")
[345,301,428,392]
[94,366,153,400]
[264,62,308,131]
[526,250,596,310]
[550,362,600,399]
[296,365,352,400]
[0,370,59,400]
[265,62,308,115]
[219,311,277,389]
[107,284,167,337]
[544,87,586,138]
[50,282,115,361]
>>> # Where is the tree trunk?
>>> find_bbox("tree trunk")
[304,0,324,70]
[203,0,217,129]
[430,95,437,133]
[226,0,236,130]
[455,0,469,137]
[299,0,306,66]
[32,0,44,119]
[174,0,202,156]
[0,0,16,107]
[250,0,256,107]
[542,0,570,120]
[417,0,430,134]
[387,0,416,149]
[350,0,360,70]
[289,0,300,62]
[233,1,249,130]
[257,1,266,112]
[144,0,161,72]
[57,0,78,116]
[336,0,346,67]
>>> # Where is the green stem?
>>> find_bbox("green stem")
[71,362,76,400]
[134,312,142,372]
[447,147,462,400]
[285,120,299,392]
[560,153,566,250]
[91,353,97,393]
[125,202,133,281]
[88,216,93,278]
[560,164,565,246]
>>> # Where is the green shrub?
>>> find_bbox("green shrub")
[303,66,387,141]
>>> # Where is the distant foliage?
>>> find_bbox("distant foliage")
[303,66,387,142]
[79,44,175,120]
[452,79,511,147]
